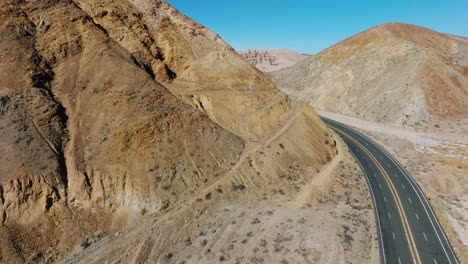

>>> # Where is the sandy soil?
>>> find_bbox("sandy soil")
[60,139,380,264]
[319,110,468,262]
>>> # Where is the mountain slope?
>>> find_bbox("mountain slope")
[273,22,468,133]
[0,1,245,262]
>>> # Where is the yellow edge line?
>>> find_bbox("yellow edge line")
[333,126,422,264]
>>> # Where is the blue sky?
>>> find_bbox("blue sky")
[166,0,468,54]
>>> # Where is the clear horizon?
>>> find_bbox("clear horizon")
[166,0,468,54]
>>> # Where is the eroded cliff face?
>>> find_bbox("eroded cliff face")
[0,1,244,262]
[0,1,341,263]
[240,49,309,72]
[241,49,277,66]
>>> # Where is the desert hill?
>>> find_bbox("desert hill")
[0,1,377,263]
[272,22,468,133]
[240,48,309,72]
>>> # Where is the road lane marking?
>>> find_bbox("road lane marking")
[325,120,457,264]
[388,213,391,219]
[416,213,419,221]
[375,144,456,264]
[399,257,402,264]
[384,197,387,203]
[337,128,420,263]
[333,127,421,264]
[423,232,428,241]
[434,259,438,264]
[346,148,387,264]
[379,184,382,189]
[402,184,406,190]
[340,117,458,264]
[409,198,412,204]
[393,232,396,240]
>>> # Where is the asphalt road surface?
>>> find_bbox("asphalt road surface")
[322,117,459,264]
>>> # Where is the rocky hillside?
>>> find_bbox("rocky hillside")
[0,1,245,262]
[0,1,377,264]
[272,23,468,133]
[240,49,309,72]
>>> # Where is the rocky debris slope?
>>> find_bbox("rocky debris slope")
[0,1,374,263]
[240,49,309,72]
[272,23,468,134]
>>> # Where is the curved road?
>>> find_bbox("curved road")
[322,117,459,264]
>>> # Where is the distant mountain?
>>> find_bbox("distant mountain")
[273,22,468,132]
[240,49,309,72]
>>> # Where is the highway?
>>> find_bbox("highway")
[322,117,459,264]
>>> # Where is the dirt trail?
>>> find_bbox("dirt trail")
[294,132,344,207]
[170,88,278,95]
[199,103,303,195]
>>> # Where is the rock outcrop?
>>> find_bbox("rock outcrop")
[240,49,309,72]
[241,49,277,66]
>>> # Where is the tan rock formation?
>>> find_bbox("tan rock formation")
[240,48,309,72]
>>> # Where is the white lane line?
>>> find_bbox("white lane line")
[336,122,455,264]
[415,213,420,221]
[402,184,406,190]
[366,134,456,264]
[346,149,387,264]
[393,232,396,240]
[379,184,382,189]
[384,197,387,203]
[434,258,438,264]
[394,174,399,178]
[423,232,428,241]
[388,213,391,219]
[409,197,412,204]
[398,257,402,264]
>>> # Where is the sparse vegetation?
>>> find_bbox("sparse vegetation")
[140,207,148,215]
[232,184,246,191]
